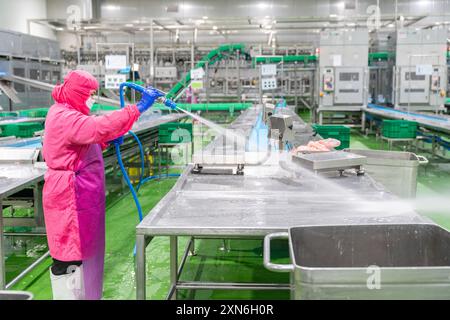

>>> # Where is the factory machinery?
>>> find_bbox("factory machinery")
[67,43,318,109]
[392,29,447,113]
[0,30,62,111]
[315,29,369,126]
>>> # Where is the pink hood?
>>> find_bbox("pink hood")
[52,70,99,115]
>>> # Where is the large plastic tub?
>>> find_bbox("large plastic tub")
[264,224,450,300]
[345,149,427,198]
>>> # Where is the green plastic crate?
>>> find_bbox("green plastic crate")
[312,125,350,150]
[382,120,417,139]
[0,122,44,138]
[0,111,18,117]
[159,122,193,144]
[91,104,119,112]
[18,108,49,118]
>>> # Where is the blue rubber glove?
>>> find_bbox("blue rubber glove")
[136,86,164,114]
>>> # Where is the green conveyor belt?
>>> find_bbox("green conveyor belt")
[252,54,317,67]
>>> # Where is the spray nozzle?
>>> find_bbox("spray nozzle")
[119,82,177,110]
[159,97,177,109]
[153,88,177,110]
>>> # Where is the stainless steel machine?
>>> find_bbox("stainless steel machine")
[267,113,296,151]
[317,29,369,125]
[0,30,62,111]
[393,28,447,112]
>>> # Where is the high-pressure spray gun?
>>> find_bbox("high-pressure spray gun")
[118,82,177,110]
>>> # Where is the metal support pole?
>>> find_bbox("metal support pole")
[0,200,5,289]
[259,64,262,105]
[150,20,154,84]
[191,30,195,71]
[33,182,44,228]
[206,63,210,104]
[136,234,147,300]
[158,147,162,180]
[237,51,241,102]
[170,236,178,300]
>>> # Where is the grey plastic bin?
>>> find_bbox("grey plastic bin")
[344,149,428,198]
[264,224,450,300]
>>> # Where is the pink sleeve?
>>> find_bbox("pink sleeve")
[66,105,140,145]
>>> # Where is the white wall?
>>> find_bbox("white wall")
[0,0,55,39]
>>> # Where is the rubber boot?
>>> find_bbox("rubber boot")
[50,265,85,300]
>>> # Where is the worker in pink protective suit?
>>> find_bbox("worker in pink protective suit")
[43,70,163,300]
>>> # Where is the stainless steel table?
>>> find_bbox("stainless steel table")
[0,163,46,289]
[135,106,429,300]
[136,164,428,300]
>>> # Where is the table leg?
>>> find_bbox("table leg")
[361,112,366,133]
[33,182,44,228]
[170,236,178,300]
[136,234,147,300]
[189,237,196,256]
[158,147,162,180]
[166,147,169,178]
[0,199,5,289]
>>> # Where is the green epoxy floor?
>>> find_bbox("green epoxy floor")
[4,111,450,300]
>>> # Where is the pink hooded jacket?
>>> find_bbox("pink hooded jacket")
[42,70,140,298]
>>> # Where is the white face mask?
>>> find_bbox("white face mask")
[86,97,95,110]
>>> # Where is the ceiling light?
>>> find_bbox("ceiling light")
[202,16,208,20]
[387,23,395,28]
[257,2,271,9]
[55,27,64,31]
[104,5,120,10]
[213,25,218,30]
[125,24,133,27]
[329,14,337,18]
[179,4,192,9]
[139,28,145,31]
[83,26,97,30]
